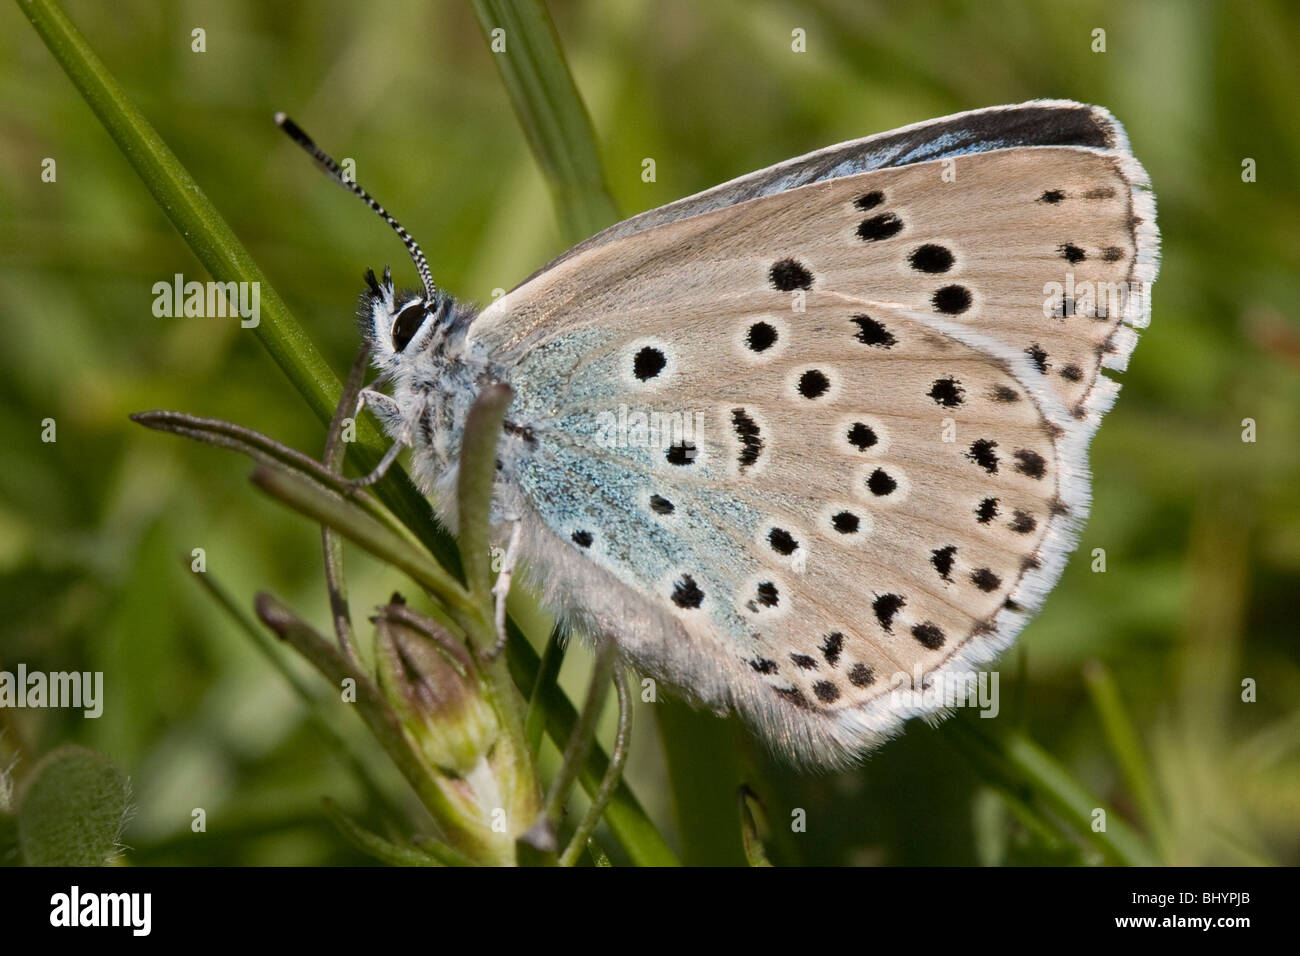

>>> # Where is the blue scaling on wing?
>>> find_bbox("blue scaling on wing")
[502,325,616,423]
[505,324,769,646]
[514,435,765,647]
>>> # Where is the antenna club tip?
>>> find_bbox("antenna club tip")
[273,111,288,126]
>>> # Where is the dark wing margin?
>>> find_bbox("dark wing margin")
[517,100,1130,286]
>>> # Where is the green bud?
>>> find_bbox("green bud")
[374,601,499,778]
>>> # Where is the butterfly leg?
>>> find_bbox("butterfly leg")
[484,517,522,659]
[346,388,415,490]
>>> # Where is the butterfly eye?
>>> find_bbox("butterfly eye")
[390,303,427,352]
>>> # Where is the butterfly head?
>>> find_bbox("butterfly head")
[359,265,447,366]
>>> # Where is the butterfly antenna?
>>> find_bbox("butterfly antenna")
[274,112,439,305]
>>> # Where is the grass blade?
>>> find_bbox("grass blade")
[947,719,1160,866]
[1083,660,1173,863]
[470,0,620,242]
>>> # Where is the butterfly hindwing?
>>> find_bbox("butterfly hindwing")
[500,296,1068,759]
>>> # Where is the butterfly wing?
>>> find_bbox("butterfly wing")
[471,103,1158,765]
[517,99,1140,284]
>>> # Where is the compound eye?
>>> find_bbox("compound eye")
[391,303,427,352]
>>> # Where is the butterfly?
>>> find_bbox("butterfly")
[277,99,1158,768]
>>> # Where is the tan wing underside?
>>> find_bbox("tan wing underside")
[475,146,1153,734]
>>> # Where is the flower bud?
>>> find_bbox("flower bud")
[373,602,498,777]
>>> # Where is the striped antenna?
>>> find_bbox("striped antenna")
[274,112,438,304]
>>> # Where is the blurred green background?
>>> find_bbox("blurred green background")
[1,0,1297,865]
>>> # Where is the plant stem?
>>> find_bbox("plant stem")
[321,798,455,867]
[321,345,373,664]
[541,638,616,834]
[525,625,568,760]
[559,663,632,866]
[250,466,475,621]
[738,786,774,867]
[456,383,514,608]
[506,626,680,867]
[469,0,620,243]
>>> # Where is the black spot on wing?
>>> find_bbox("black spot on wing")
[854,191,884,210]
[932,285,972,315]
[848,663,875,687]
[1013,449,1047,479]
[775,686,810,708]
[908,244,955,273]
[832,511,860,534]
[1058,243,1087,264]
[928,376,965,407]
[747,321,778,352]
[769,258,812,291]
[767,528,798,556]
[967,439,999,473]
[931,545,957,580]
[911,622,945,650]
[731,408,763,470]
[1009,510,1037,534]
[671,574,704,609]
[813,681,841,704]
[798,369,831,398]
[851,315,897,348]
[1026,344,1050,373]
[873,593,905,632]
[820,632,844,667]
[858,213,903,241]
[847,422,878,451]
[666,441,697,466]
[866,468,897,496]
[633,346,666,380]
